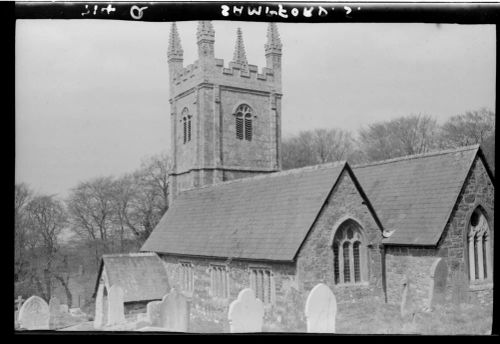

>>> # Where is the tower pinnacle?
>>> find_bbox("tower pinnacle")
[232,28,249,72]
[167,22,183,61]
[264,22,282,55]
[197,21,215,58]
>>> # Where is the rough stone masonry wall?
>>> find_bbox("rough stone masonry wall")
[385,156,494,308]
[296,170,384,304]
[385,247,440,309]
[437,156,494,304]
[159,254,301,332]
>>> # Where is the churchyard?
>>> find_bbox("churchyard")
[15,280,492,334]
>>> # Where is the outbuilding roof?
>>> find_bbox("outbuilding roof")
[141,162,352,261]
[353,145,488,245]
[94,252,170,303]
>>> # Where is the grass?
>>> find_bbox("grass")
[335,299,492,335]
[46,298,492,334]
[186,299,493,334]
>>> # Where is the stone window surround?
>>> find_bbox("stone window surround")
[180,107,192,144]
[209,263,230,300]
[179,260,195,295]
[248,266,275,305]
[464,204,494,286]
[233,103,257,141]
[329,216,369,286]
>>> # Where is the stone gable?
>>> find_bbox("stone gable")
[296,169,384,301]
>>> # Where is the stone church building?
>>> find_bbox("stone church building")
[97,22,494,329]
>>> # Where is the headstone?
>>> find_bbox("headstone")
[304,283,337,333]
[18,295,50,330]
[159,289,189,332]
[15,310,19,328]
[49,296,61,317]
[451,270,469,305]
[15,296,25,311]
[147,300,162,327]
[228,288,264,333]
[93,284,106,329]
[59,304,69,313]
[430,258,448,307]
[106,285,125,326]
[69,308,85,316]
[400,276,415,320]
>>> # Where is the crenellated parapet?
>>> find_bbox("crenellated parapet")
[169,22,282,96]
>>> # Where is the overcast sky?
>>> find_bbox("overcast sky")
[16,20,495,197]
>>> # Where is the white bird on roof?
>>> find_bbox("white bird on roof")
[383,229,396,238]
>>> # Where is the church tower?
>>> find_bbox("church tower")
[168,21,283,201]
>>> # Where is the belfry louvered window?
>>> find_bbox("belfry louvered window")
[234,104,253,141]
[332,220,367,285]
[467,208,492,282]
[181,108,192,144]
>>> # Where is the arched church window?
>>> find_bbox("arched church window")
[234,104,253,141]
[332,220,367,285]
[181,108,192,144]
[468,208,492,282]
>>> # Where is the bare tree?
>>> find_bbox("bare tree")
[440,108,495,148]
[15,183,34,284]
[114,152,172,243]
[25,194,67,300]
[282,128,359,169]
[66,176,118,265]
[358,114,439,162]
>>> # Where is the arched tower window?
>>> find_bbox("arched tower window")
[181,108,192,144]
[234,104,253,141]
[332,220,367,285]
[467,208,492,282]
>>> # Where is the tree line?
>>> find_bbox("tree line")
[14,108,494,305]
[282,108,495,170]
[15,152,171,305]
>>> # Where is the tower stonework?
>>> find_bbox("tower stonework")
[168,22,283,201]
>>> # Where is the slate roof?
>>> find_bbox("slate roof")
[353,145,486,246]
[94,252,170,303]
[141,162,349,261]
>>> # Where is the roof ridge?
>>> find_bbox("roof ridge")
[180,161,347,193]
[352,144,480,169]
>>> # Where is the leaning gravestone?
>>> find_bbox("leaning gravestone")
[159,289,189,332]
[147,300,162,327]
[228,288,264,333]
[18,295,50,330]
[49,296,61,317]
[106,285,125,326]
[304,283,337,333]
[430,258,448,308]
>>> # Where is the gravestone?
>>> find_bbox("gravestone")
[106,285,125,326]
[451,270,469,305]
[147,300,162,327]
[159,289,189,332]
[228,288,264,333]
[18,295,50,330]
[49,296,61,317]
[400,276,415,320]
[59,304,69,313]
[93,284,106,329]
[304,283,337,333]
[430,258,448,307]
